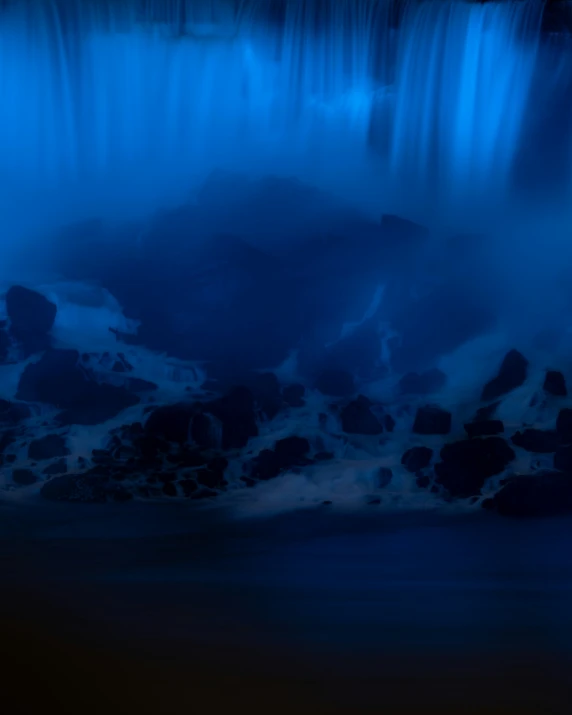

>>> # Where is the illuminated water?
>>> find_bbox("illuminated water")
[0,0,558,242]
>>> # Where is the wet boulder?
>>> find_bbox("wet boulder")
[341,395,383,435]
[205,386,258,450]
[484,472,572,517]
[543,370,567,397]
[481,349,528,401]
[435,437,515,497]
[401,446,433,473]
[5,285,57,354]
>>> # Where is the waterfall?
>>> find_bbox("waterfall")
[0,0,556,228]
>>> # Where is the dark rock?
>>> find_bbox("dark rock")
[488,472,572,517]
[434,438,515,498]
[341,395,383,435]
[314,369,355,397]
[554,445,572,473]
[0,399,31,425]
[4,454,16,463]
[511,429,560,453]
[474,402,500,421]
[6,285,57,353]
[176,448,208,468]
[13,468,36,486]
[274,436,311,467]
[42,459,68,476]
[314,451,334,461]
[464,420,504,438]
[282,384,306,407]
[91,449,114,465]
[17,349,139,424]
[481,349,528,401]
[556,408,572,444]
[416,474,431,489]
[252,437,311,480]
[367,497,381,505]
[144,403,194,443]
[252,449,280,480]
[112,360,126,373]
[40,473,129,503]
[383,414,396,432]
[28,434,70,461]
[401,446,433,473]
[398,369,446,395]
[190,412,217,450]
[196,469,225,489]
[543,370,567,397]
[247,372,282,420]
[412,405,451,435]
[205,387,258,450]
[180,479,199,497]
[0,431,16,453]
[0,327,10,362]
[378,467,393,488]
[162,482,178,497]
[240,476,257,488]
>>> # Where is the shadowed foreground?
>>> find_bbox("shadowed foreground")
[2,507,572,712]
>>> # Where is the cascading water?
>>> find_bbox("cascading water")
[0,0,562,232]
[387,0,543,203]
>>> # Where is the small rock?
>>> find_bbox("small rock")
[341,395,383,435]
[314,451,334,461]
[481,349,528,401]
[543,370,567,397]
[401,446,433,472]
[383,414,396,432]
[412,405,451,435]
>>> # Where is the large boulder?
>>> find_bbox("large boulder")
[341,396,383,435]
[5,285,57,354]
[17,349,140,424]
[481,349,528,401]
[485,472,572,517]
[435,437,515,497]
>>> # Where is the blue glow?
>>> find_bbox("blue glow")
[0,0,560,236]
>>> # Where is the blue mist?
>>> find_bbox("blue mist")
[0,0,556,239]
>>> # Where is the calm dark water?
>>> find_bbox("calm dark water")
[2,504,572,712]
